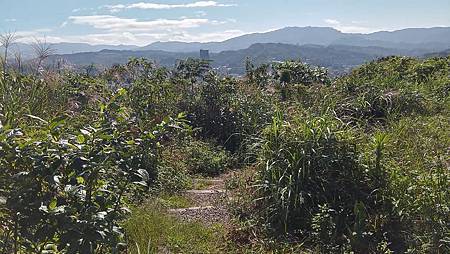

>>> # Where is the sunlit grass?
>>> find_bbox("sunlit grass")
[156,194,193,209]
[124,202,227,254]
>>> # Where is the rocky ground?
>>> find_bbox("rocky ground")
[168,176,231,226]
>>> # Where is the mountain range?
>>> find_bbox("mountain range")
[48,43,440,75]
[139,26,450,53]
[6,42,137,59]
[5,26,450,74]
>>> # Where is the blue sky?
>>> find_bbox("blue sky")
[1,0,450,45]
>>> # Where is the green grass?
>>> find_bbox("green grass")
[190,178,216,190]
[123,201,313,254]
[124,202,227,254]
[156,194,193,209]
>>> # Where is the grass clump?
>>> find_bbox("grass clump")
[154,163,191,194]
[249,113,384,252]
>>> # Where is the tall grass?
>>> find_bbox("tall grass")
[252,112,381,248]
[382,115,450,253]
[0,72,71,127]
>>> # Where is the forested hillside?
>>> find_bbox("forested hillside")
[49,42,445,75]
[0,53,449,253]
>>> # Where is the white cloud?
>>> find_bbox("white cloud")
[324,19,340,26]
[324,18,376,33]
[176,29,244,42]
[196,11,207,17]
[13,29,53,43]
[211,20,227,25]
[5,18,17,22]
[72,7,96,13]
[60,21,68,28]
[104,4,126,13]
[69,15,209,32]
[19,10,239,46]
[36,29,53,33]
[104,1,236,12]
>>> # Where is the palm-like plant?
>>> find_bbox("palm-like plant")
[0,31,17,70]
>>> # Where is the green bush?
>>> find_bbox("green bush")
[154,164,191,194]
[184,139,232,176]
[0,115,159,253]
[157,138,232,178]
[174,60,272,152]
[272,60,330,86]
[0,71,185,252]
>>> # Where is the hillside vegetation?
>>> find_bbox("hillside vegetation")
[49,42,449,75]
[0,54,449,253]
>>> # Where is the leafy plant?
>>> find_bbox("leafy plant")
[0,86,177,253]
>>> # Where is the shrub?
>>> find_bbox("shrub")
[184,139,232,176]
[0,119,156,252]
[182,74,241,151]
[154,162,190,195]
[0,85,181,253]
[273,60,330,86]
[158,138,232,177]
[177,66,273,152]
[311,204,339,252]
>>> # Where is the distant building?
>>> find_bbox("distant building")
[200,49,210,60]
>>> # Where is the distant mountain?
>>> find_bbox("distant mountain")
[366,27,450,44]
[423,48,450,58]
[50,49,196,67]
[49,42,417,75]
[139,26,450,53]
[140,27,345,52]
[6,42,138,59]
[211,43,405,74]
[35,26,450,76]
[8,26,450,61]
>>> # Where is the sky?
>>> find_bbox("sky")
[1,0,450,46]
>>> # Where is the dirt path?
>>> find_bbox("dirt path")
[168,176,231,226]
